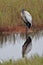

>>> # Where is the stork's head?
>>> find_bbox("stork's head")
[21,9,25,14]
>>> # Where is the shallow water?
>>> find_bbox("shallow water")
[0,31,43,62]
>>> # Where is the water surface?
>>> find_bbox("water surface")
[0,31,43,62]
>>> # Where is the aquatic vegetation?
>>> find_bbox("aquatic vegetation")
[0,55,43,65]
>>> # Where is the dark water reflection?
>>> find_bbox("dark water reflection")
[0,31,43,61]
[0,34,15,48]
[22,36,32,57]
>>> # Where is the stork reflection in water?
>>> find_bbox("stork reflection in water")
[22,36,32,57]
[21,9,32,57]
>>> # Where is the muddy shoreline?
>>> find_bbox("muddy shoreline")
[0,24,43,34]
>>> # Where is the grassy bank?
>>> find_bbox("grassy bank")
[0,0,43,27]
[0,55,43,65]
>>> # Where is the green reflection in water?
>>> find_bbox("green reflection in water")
[28,30,43,39]
[0,30,43,47]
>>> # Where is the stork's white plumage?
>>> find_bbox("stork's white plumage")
[21,9,32,28]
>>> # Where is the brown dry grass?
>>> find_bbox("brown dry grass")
[0,0,43,27]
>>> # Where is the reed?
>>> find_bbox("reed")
[0,0,43,27]
[0,55,43,65]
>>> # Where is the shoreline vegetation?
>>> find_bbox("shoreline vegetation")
[0,0,43,33]
[0,55,43,65]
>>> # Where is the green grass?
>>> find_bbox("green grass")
[0,55,43,65]
[0,0,43,27]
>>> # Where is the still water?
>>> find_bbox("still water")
[0,31,43,62]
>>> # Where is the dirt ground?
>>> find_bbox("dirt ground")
[0,24,43,34]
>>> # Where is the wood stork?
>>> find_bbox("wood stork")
[21,9,32,28]
[22,36,32,57]
[21,9,32,39]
